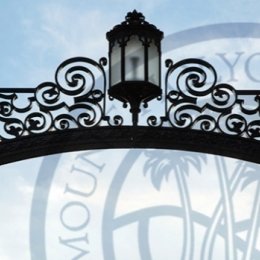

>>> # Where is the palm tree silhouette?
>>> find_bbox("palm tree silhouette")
[201,161,246,260]
[240,163,260,260]
[214,156,237,260]
[144,149,206,260]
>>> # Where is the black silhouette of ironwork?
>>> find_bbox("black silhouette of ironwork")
[1,10,260,164]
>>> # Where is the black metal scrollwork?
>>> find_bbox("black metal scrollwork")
[0,57,107,140]
[1,56,260,144]
[165,58,260,140]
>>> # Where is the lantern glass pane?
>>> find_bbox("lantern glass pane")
[148,42,159,85]
[111,42,121,86]
[125,35,145,81]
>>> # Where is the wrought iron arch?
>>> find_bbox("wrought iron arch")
[1,56,260,165]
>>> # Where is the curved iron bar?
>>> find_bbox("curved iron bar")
[1,126,260,165]
[1,57,260,164]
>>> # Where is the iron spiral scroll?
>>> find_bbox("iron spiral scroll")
[1,56,260,164]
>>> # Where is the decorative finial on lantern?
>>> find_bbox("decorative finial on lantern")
[125,10,145,25]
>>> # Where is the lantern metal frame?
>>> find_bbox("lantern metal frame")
[107,10,163,125]
[1,11,260,165]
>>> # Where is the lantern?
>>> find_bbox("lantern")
[106,10,163,125]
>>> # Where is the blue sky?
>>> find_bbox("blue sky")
[1,0,260,87]
[1,0,260,259]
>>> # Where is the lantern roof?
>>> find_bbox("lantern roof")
[106,10,164,42]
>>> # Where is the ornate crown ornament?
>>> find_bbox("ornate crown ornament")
[1,11,260,164]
